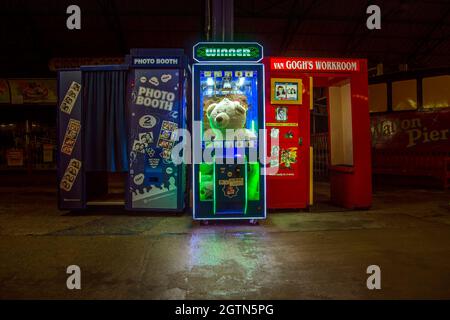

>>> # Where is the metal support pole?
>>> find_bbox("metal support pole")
[210,0,234,42]
[222,0,234,41]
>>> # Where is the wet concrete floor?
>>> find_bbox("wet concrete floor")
[0,183,450,299]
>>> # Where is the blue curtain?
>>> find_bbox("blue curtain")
[82,66,128,172]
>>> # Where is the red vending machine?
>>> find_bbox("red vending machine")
[264,57,372,210]
[264,71,312,209]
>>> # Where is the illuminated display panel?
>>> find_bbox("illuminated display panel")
[199,69,259,141]
[198,69,261,207]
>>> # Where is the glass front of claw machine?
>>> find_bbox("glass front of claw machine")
[194,65,265,220]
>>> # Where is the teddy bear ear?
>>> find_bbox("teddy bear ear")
[234,100,246,109]
[235,104,246,114]
[206,103,216,117]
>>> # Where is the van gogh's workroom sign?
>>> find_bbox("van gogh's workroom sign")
[193,42,263,62]
[270,57,361,72]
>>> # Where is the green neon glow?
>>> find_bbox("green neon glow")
[194,43,262,61]
[244,156,248,214]
[196,46,260,59]
[251,120,255,134]
[199,163,213,202]
[199,170,202,194]
[199,148,259,214]
[248,163,260,201]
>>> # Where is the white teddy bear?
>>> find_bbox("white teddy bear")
[206,98,247,130]
[206,98,256,140]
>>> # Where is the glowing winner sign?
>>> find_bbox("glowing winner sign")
[193,42,263,62]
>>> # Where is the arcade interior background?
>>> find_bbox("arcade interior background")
[0,0,450,300]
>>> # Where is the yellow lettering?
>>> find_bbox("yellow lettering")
[406,129,421,148]
[440,129,449,140]
[430,130,440,141]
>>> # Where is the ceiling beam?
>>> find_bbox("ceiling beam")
[343,1,408,55]
[279,0,325,55]
[278,0,301,55]
[254,0,290,15]
[406,5,450,65]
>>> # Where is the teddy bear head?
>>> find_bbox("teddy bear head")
[206,98,247,131]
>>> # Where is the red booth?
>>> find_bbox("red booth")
[264,57,372,209]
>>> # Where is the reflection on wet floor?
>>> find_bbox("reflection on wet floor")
[0,182,449,299]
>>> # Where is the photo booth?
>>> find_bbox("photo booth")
[126,49,188,211]
[57,49,188,211]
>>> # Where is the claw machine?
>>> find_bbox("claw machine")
[126,49,189,211]
[192,42,266,220]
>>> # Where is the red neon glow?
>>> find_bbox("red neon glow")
[270,57,360,72]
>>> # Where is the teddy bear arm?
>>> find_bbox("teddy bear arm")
[206,103,217,117]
